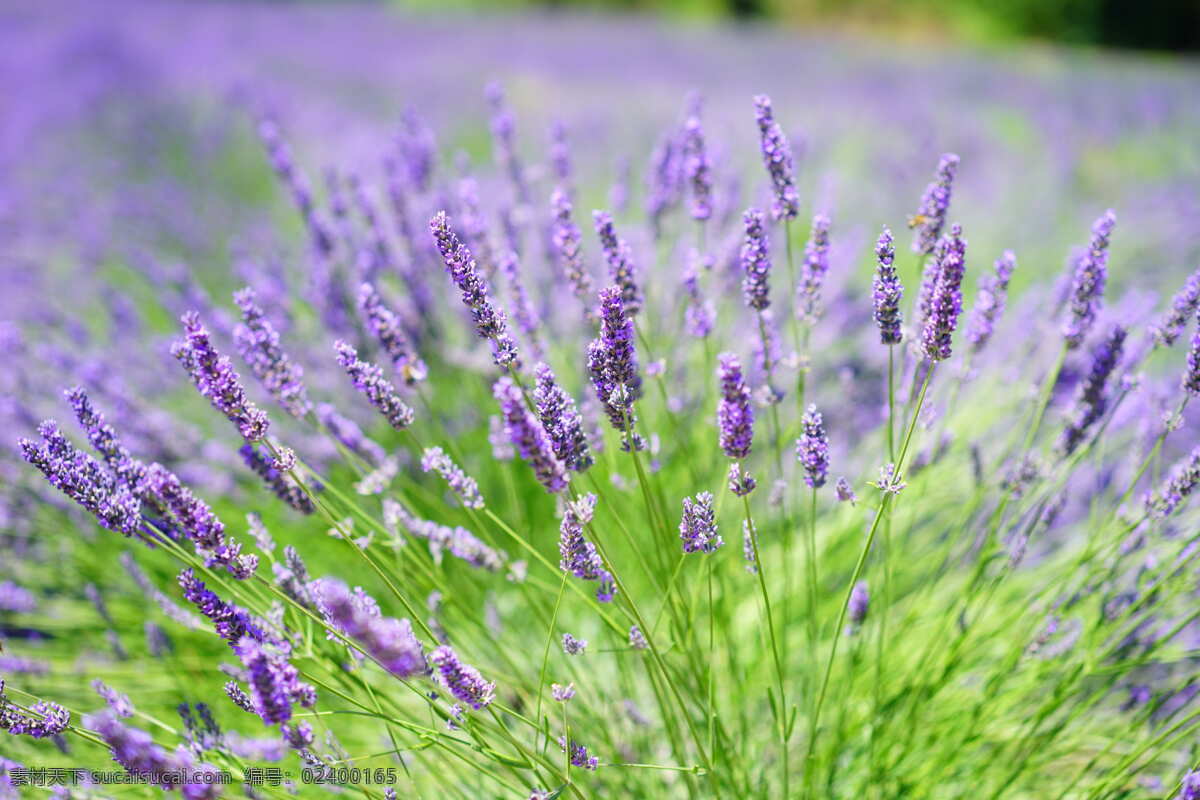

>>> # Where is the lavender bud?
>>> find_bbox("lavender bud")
[233,287,311,417]
[420,447,484,509]
[334,341,415,431]
[753,95,799,222]
[835,477,857,504]
[593,211,642,316]
[908,154,959,255]
[717,353,754,460]
[533,362,593,472]
[872,227,904,345]
[742,521,758,573]
[796,404,831,489]
[559,736,600,771]
[358,283,427,384]
[430,646,495,710]
[239,445,315,515]
[728,462,757,497]
[679,491,722,553]
[920,224,968,362]
[1062,210,1116,349]
[1058,325,1126,456]
[172,311,270,442]
[550,189,595,322]
[682,116,712,221]
[741,208,772,311]
[1150,267,1200,347]
[847,581,869,627]
[494,376,569,494]
[965,250,1016,352]
[796,214,832,322]
[561,633,587,655]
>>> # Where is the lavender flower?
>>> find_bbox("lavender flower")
[741,208,772,311]
[796,405,830,488]
[559,736,600,771]
[742,521,757,572]
[389,503,504,571]
[646,132,681,237]
[679,492,722,553]
[1147,446,1200,518]
[550,188,595,322]
[172,311,270,442]
[683,251,715,338]
[233,287,311,417]
[628,625,648,650]
[0,582,35,614]
[965,250,1017,352]
[682,116,712,221]
[420,447,484,509]
[359,283,427,384]
[835,477,857,504]
[64,386,146,488]
[728,462,757,497]
[551,683,575,702]
[920,224,968,362]
[0,685,69,739]
[1058,325,1126,456]
[1062,210,1116,349]
[1151,267,1200,347]
[908,154,959,255]
[314,579,426,678]
[872,227,903,345]
[533,362,593,472]
[430,646,495,710]
[497,249,542,358]
[429,211,519,368]
[717,353,753,459]
[494,376,569,494]
[1184,323,1200,396]
[239,445,315,515]
[334,341,415,430]
[558,493,614,602]
[20,421,141,535]
[753,95,799,222]
[85,711,210,793]
[178,569,264,647]
[593,211,642,316]
[549,120,572,189]
[796,214,832,322]
[316,403,386,466]
[1175,770,1200,800]
[588,287,644,449]
[92,680,133,718]
[225,682,255,714]
[848,581,869,627]
[561,634,587,655]
[235,635,315,726]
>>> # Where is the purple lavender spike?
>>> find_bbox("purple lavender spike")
[178,568,263,647]
[645,132,682,239]
[557,493,614,602]
[496,249,542,360]
[430,646,495,710]
[908,154,959,255]
[682,116,712,222]
[494,376,568,494]
[233,288,311,418]
[314,579,426,678]
[390,503,504,571]
[359,283,427,385]
[549,120,572,190]
[965,251,1017,353]
[334,341,415,431]
[920,224,968,362]
[1058,325,1126,456]
[1062,210,1116,349]
[1151,267,1200,348]
[239,445,315,515]
[0,685,69,739]
[550,188,596,323]
[593,211,642,316]
[316,403,386,466]
[872,227,903,345]
[679,492,722,553]
[533,362,593,472]
[683,250,715,339]
[485,83,530,205]
[753,95,799,222]
[172,311,270,442]
[65,386,147,488]
[848,581,869,627]
[717,353,753,460]
[796,213,832,323]
[234,635,316,726]
[559,736,600,771]
[587,287,644,450]
[430,211,520,368]
[796,404,830,489]
[420,447,484,509]
[741,208,772,311]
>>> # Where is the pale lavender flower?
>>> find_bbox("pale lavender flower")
[559,736,599,771]
[753,95,799,222]
[965,251,1017,352]
[1062,210,1116,349]
[679,492,722,553]
[239,445,314,515]
[0,582,35,614]
[494,376,568,493]
[909,154,959,255]
[233,287,311,417]
[91,680,133,718]
[717,353,753,459]
[646,132,682,238]
[558,493,614,602]
[172,311,270,442]
[796,404,830,489]
[796,214,832,322]
[742,521,757,573]
[588,287,644,449]
[421,447,484,509]
[359,283,427,384]
[1147,446,1200,518]
[549,120,572,189]
[314,579,426,678]
[847,581,869,628]
[728,462,756,497]
[682,250,715,338]
[334,341,415,431]
[741,208,771,310]
[316,403,386,466]
[682,116,712,221]
[628,625,648,651]
[550,188,595,322]
[836,477,857,504]
[1151,267,1200,347]
[551,683,575,702]
[561,633,587,655]
[593,211,642,316]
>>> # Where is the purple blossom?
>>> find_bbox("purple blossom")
[316,403,386,466]
[359,283,427,384]
[562,633,587,655]
[233,287,311,418]
[741,208,772,311]
[334,341,415,431]
[494,376,569,493]
[559,736,600,771]
[533,362,593,472]
[920,223,968,362]
[753,95,799,222]
[239,445,315,515]
[796,404,830,489]
[0,582,35,614]
[909,154,959,255]
[1058,325,1126,456]
[234,635,316,726]
[0,685,69,739]
[314,579,426,678]
[679,492,722,553]
[717,353,753,460]
[628,625,648,650]
[1062,210,1116,349]
[682,116,712,221]
[587,287,644,449]
[496,249,542,358]
[549,120,572,188]
[872,227,903,345]
[1151,267,1200,348]
[64,387,146,488]
[728,463,757,497]
[848,581,869,627]
[965,250,1017,352]
[1147,446,1200,519]
[593,211,642,316]
[429,211,519,368]
[550,188,595,322]
[646,132,682,238]
[420,447,484,509]
[1184,324,1200,396]
[91,680,133,718]
[796,213,832,322]
[388,503,504,571]
[682,250,715,338]
[551,682,575,702]
[1175,770,1200,800]
[172,311,270,442]
[178,568,264,647]
[835,477,857,504]
[430,646,495,710]
[558,493,614,602]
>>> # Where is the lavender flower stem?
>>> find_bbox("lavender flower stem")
[805,363,935,795]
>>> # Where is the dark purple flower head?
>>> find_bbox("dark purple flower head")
[562,633,587,655]
[741,208,772,311]
[920,224,968,362]
[494,376,568,494]
[965,250,1017,352]
[682,116,712,221]
[235,635,316,726]
[1058,324,1126,456]
[172,311,270,442]
[848,581,869,626]
[588,287,644,449]
[717,353,753,460]
[20,421,142,536]
[1062,210,1116,349]
[550,188,595,321]
[178,568,263,647]
[1184,323,1200,396]
[909,153,959,255]
[796,214,832,322]
[872,227,903,345]
[314,579,426,678]
[796,404,830,489]
[65,386,146,488]
[358,283,427,384]
[335,341,415,431]
[753,95,799,222]
[233,287,311,418]
[557,493,614,601]
[1151,267,1200,348]
[0,684,69,739]
[679,492,722,553]
[1147,446,1200,519]
[429,211,519,368]
[533,362,593,472]
[559,736,599,771]
[593,211,642,316]
[430,646,495,710]
[239,445,315,515]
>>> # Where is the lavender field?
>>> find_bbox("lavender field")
[3,1,1200,798]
